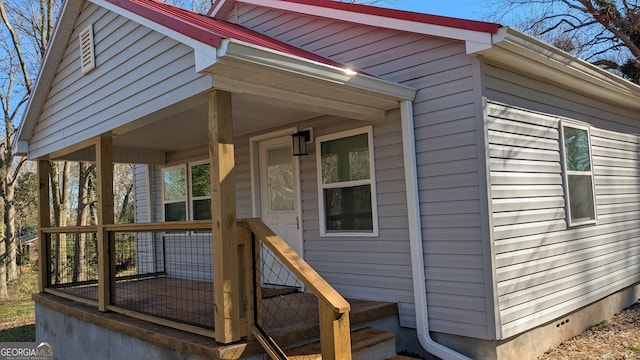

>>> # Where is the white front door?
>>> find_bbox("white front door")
[258,136,302,287]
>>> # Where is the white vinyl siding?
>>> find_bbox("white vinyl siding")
[484,60,640,336]
[231,5,493,338]
[28,2,211,158]
[133,164,151,223]
[486,99,640,339]
[300,114,415,320]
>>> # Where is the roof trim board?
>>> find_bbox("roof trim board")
[102,0,352,70]
[212,0,499,53]
[15,0,85,155]
[479,27,640,112]
[215,38,417,100]
[98,0,416,102]
[93,0,220,71]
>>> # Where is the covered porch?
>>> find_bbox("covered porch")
[21,2,416,356]
[33,63,413,358]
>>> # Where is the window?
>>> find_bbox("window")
[162,161,211,222]
[561,124,596,226]
[316,127,378,236]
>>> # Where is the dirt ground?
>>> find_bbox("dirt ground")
[537,302,640,359]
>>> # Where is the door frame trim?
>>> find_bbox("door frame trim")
[249,128,297,217]
[249,128,304,256]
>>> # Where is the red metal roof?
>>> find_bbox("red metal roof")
[272,0,501,33]
[106,0,352,69]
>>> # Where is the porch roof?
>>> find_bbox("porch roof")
[210,0,502,53]
[15,0,417,158]
[105,0,349,70]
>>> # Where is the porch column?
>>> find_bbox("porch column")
[37,160,51,292]
[209,89,241,343]
[96,136,114,312]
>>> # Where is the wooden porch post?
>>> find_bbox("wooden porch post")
[209,89,241,343]
[37,160,51,292]
[96,136,114,312]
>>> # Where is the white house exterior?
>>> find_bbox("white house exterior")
[15,0,640,359]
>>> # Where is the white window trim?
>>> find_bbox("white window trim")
[188,160,211,221]
[162,164,188,222]
[162,161,211,222]
[316,126,379,237]
[560,121,597,227]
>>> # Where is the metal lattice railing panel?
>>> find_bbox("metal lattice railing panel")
[111,230,214,330]
[48,231,99,301]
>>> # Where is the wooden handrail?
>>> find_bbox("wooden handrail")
[103,221,212,232]
[244,218,352,359]
[40,221,214,234]
[244,218,350,314]
[40,225,98,233]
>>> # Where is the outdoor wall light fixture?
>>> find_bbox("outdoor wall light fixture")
[292,129,311,156]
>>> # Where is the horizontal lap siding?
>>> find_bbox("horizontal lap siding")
[231,5,492,338]
[29,2,211,158]
[485,74,640,339]
[414,60,488,337]
[133,164,150,223]
[299,115,415,316]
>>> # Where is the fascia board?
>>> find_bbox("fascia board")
[90,0,219,72]
[235,0,493,50]
[212,76,386,121]
[14,0,84,155]
[216,38,416,101]
[207,0,233,17]
[483,27,640,111]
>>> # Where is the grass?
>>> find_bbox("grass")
[0,269,37,342]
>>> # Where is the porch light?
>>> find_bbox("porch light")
[292,130,311,156]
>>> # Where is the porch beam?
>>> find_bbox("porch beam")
[209,89,241,343]
[96,136,114,312]
[37,160,51,292]
[212,76,387,122]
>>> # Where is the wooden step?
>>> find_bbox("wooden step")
[286,327,396,360]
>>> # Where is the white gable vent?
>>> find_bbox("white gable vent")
[79,25,95,74]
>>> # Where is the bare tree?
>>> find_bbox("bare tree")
[49,161,71,283]
[73,162,95,283]
[0,0,59,297]
[490,0,640,83]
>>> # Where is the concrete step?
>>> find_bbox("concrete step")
[285,327,396,360]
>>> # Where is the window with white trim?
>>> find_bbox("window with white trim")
[162,161,211,222]
[561,123,597,226]
[316,127,378,236]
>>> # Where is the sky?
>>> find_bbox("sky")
[389,0,496,22]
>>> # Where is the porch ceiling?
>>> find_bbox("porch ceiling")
[54,88,324,164]
[112,91,321,152]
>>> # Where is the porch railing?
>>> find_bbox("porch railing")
[40,221,227,337]
[40,219,351,358]
[43,226,99,304]
[243,218,352,360]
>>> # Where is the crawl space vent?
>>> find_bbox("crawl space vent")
[79,25,95,74]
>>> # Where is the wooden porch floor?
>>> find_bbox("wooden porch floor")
[53,276,398,341]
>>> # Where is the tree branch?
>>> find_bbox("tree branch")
[0,0,32,94]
